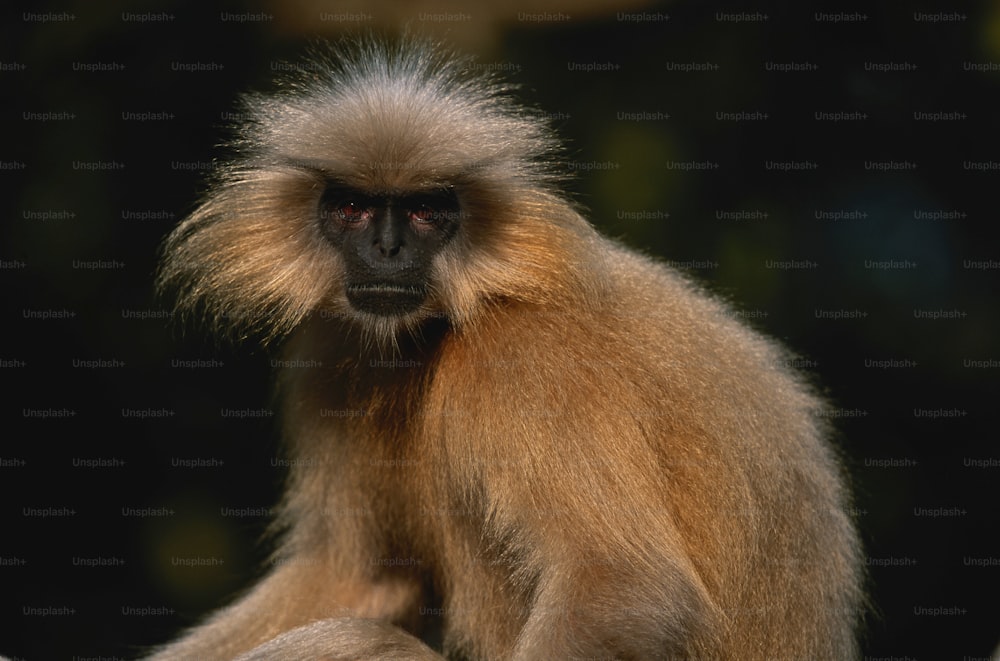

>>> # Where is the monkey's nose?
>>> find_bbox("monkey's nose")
[377,242,402,258]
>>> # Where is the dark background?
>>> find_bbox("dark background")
[2,1,998,658]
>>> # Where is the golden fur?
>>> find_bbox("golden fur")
[150,39,862,660]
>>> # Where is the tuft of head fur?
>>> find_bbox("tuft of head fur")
[157,37,600,346]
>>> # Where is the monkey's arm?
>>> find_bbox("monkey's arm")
[233,618,442,661]
[428,322,730,659]
[433,292,858,660]
[501,451,725,661]
[145,556,425,660]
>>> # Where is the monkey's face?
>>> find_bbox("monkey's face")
[158,42,591,347]
[317,184,461,317]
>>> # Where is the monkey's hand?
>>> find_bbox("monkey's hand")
[232,618,444,661]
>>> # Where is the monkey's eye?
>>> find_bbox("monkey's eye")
[408,204,439,224]
[333,201,371,224]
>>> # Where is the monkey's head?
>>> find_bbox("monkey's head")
[158,39,600,346]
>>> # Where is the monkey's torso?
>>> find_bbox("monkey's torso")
[274,244,861,660]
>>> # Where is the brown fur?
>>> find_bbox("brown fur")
[150,38,862,660]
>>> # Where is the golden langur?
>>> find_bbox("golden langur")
[150,38,863,661]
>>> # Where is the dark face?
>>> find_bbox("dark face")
[318,182,461,316]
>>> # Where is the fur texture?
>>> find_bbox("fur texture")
[151,38,862,660]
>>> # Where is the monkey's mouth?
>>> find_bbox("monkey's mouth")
[346,284,427,316]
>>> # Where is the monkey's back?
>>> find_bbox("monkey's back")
[417,238,862,658]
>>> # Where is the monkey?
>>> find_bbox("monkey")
[148,38,863,660]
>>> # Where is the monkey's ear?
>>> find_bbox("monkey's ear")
[156,165,341,344]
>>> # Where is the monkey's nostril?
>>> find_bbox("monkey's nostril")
[374,242,401,258]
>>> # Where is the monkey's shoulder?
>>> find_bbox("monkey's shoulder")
[437,243,821,433]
